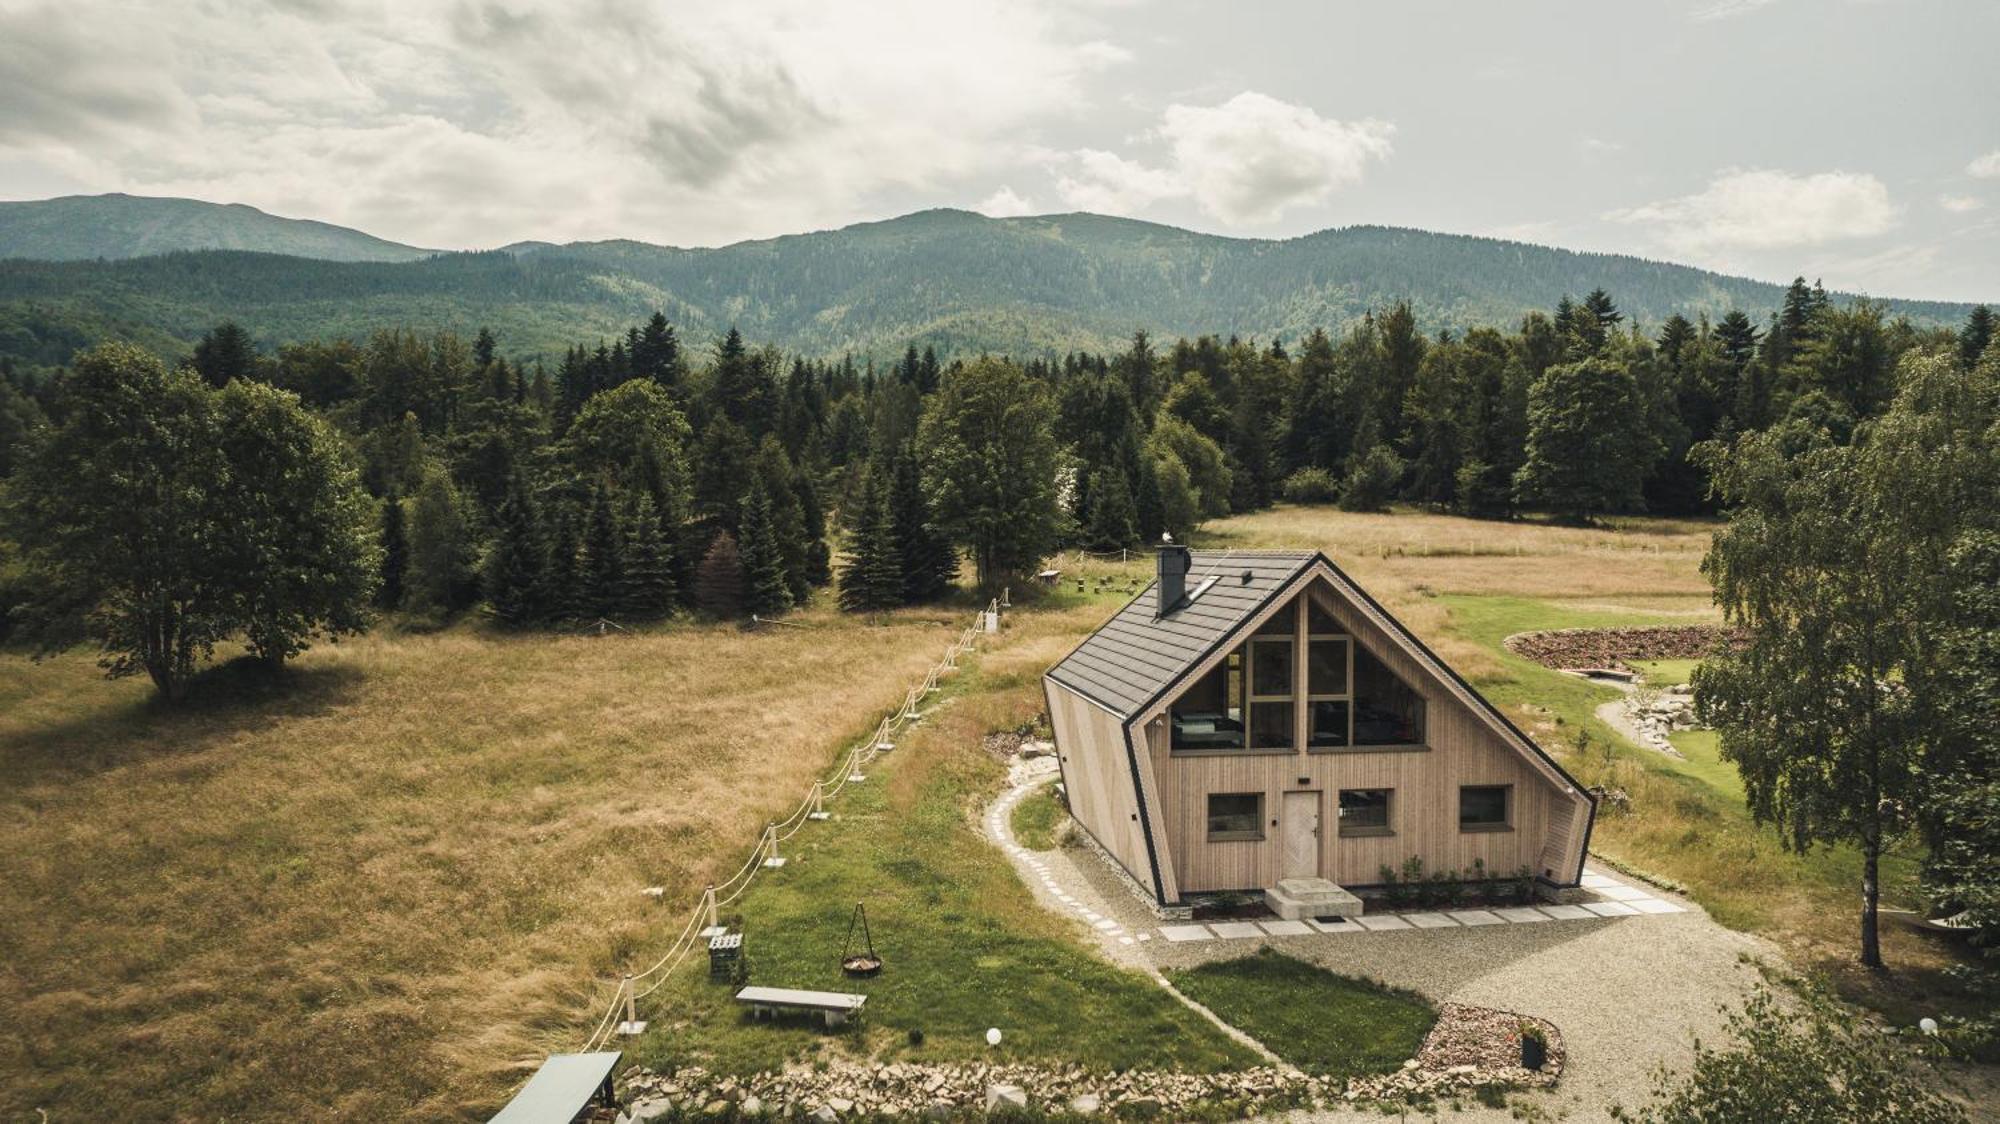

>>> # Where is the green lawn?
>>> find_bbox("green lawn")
[1010,786,1066,851]
[630,658,1259,1077]
[1165,951,1436,1079]
[1630,657,1700,684]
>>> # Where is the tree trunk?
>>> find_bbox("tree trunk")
[1860,839,1883,969]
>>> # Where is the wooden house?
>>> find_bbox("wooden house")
[1042,546,1595,917]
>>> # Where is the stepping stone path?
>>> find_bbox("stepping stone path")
[986,770,1689,951]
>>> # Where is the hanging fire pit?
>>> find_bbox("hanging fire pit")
[841,902,882,978]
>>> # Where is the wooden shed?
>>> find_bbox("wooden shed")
[1042,546,1595,914]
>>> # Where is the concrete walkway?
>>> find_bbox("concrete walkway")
[984,768,1776,1121]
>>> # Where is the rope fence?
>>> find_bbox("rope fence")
[574,599,1000,1053]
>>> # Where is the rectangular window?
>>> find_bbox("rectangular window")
[1207,792,1265,841]
[1307,638,1349,696]
[1459,785,1512,831]
[1338,789,1393,836]
[1248,700,1295,749]
[1249,638,1293,697]
[1308,699,1350,748]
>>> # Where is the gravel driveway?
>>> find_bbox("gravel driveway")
[987,771,1777,1122]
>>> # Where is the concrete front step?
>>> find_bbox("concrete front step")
[1264,877,1363,920]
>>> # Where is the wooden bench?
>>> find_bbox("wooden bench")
[735,985,867,1028]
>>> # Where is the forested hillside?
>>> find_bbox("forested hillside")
[0,194,435,264]
[0,205,1983,374]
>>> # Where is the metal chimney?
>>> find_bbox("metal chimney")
[1156,540,1192,617]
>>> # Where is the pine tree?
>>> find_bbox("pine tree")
[484,477,545,626]
[1961,305,1995,371]
[617,491,675,619]
[692,530,745,618]
[839,467,903,612]
[737,476,793,617]
[797,469,834,588]
[376,496,407,610]
[406,466,476,616]
[542,502,583,621]
[890,446,955,602]
[579,483,623,620]
[1085,464,1138,549]
[191,321,259,387]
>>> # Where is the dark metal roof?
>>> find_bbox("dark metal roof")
[1046,550,1316,717]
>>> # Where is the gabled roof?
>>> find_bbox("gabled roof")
[1045,550,1316,717]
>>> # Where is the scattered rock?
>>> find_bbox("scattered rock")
[626,1097,672,1122]
[983,1083,1028,1111]
[1068,1092,1102,1114]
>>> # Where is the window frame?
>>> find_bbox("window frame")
[1458,784,1514,833]
[1245,635,1296,751]
[1336,788,1395,837]
[1205,791,1266,842]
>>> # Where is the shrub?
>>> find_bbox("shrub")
[1281,467,1340,504]
[1339,446,1405,512]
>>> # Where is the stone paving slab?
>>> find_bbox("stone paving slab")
[1401,912,1459,929]
[1159,924,1212,942]
[1495,907,1553,923]
[1258,919,1312,937]
[1582,901,1641,917]
[1581,873,1620,889]
[1208,921,1265,939]
[1629,898,1686,914]
[1356,914,1413,931]
[1597,884,1653,902]
[1305,918,1358,934]
[1540,904,1595,920]
[1447,909,1507,926]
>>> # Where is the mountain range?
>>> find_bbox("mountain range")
[0,194,1985,370]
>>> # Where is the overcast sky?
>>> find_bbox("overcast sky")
[2,0,1995,301]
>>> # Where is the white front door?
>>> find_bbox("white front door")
[1281,791,1320,880]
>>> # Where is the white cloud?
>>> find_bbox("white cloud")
[1941,193,1984,214]
[1692,0,1781,21]
[1968,151,2000,179]
[1608,168,1897,253]
[975,185,1038,217]
[1052,91,1391,224]
[0,0,1133,248]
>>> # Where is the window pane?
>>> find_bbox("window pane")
[1254,606,1292,636]
[1170,662,1244,750]
[1251,640,1293,697]
[1308,638,1348,696]
[1307,601,1340,635]
[1354,644,1425,745]
[1207,793,1262,838]
[1249,701,1294,749]
[1309,700,1350,747]
[1339,789,1391,832]
[1460,786,1509,827]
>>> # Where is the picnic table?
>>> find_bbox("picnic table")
[735,985,867,1028]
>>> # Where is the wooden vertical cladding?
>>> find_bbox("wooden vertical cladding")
[1044,678,1177,903]
[1046,550,1594,906]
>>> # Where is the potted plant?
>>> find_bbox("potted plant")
[1518,1020,1549,1071]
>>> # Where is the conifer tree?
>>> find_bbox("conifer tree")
[692,530,745,618]
[797,469,834,588]
[1085,464,1138,549]
[376,496,407,610]
[579,483,623,619]
[737,477,793,617]
[484,476,545,626]
[890,446,955,602]
[617,491,675,619]
[840,467,903,612]
[1960,305,1995,371]
[406,466,476,616]
[542,502,583,621]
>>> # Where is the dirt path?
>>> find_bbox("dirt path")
[984,771,1777,1122]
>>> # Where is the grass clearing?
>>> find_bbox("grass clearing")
[1630,657,1700,684]
[630,635,1257,1076]
[1165,950,1436,1079]
[1009,786,1066,851]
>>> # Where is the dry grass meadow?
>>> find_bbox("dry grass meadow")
[0,606,996,1119]
[2,504,1984,1120]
